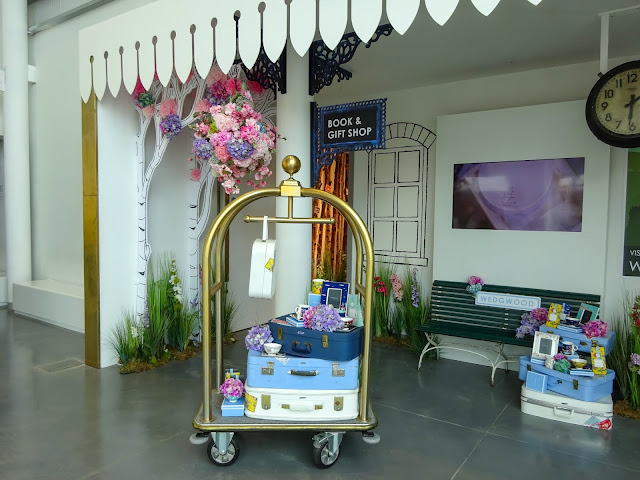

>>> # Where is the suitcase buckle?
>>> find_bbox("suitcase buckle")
[262,394,271,410]
[573,379,579,390]
[332,363,345,377]
[278,328,283,340]
[322,335,329,348]
[334,396,343,411]
[261,361,274,375]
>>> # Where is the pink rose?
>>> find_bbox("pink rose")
[159,99,178,118]
[190,168,202,182]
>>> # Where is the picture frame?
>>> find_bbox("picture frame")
[320,281,350,317]
[576,303,599,324]
[532,330,560,360]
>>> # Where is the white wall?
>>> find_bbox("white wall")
[434,101,610,294]
[28,0,155,287]
[97,92,139,367]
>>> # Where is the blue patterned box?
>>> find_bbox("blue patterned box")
[320,281,349,316]
[221,397,245,417]
[525,370,548,393]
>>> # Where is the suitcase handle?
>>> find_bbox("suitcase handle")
[292,341,312,355]
[287,402,320,412]
[553,406,574,417]
[287,370,319,376]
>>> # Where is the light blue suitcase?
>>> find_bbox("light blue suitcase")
[518,356,615,402]
[245,349,359,390]
[539,325,616,355]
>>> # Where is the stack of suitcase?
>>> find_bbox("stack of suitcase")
[243,315,363,421]
[518,329,616,430]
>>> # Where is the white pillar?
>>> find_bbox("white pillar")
[275,44,313,314]
[2,0,32,303]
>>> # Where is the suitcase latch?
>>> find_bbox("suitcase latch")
[278,328,283,341]
[322,335,329,348]
[261,361,274,375]
[527,365,531,372]
[334,396,343,411]
[262,394,271,410]
[573,379,579,390]
[332,363,345,377]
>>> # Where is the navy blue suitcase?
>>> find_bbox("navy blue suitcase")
[268,315,363,361]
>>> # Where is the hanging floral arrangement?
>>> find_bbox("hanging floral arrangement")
[189,78,277,195]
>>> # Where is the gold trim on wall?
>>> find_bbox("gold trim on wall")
[82,92,100,368]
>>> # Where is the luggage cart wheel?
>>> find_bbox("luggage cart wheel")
[312,432,343,469]
[207,434,240,467]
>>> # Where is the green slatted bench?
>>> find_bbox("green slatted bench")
[416,280,600,385]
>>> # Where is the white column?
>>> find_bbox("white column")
[2,0,32,303]
[275,44,313,314]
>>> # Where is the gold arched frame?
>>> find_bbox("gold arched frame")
[195,156,376,430]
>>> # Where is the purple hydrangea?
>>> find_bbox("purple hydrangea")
[630,353,640,369]
[515,311,545,339]
[192,138,213,160]
[226,139,255,160]
[303,304,344,332]
[160,114,182,139]
[245,324,273,352]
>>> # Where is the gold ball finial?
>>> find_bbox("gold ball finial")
[282,155,301,178]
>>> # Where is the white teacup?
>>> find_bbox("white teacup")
[263,343,282,355]
[295,304,311,320]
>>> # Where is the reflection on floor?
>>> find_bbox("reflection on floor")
[0,310,638,479]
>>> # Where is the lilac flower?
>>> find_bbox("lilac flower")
[142,297,149,328]
[190,295,199,310]
[226,139,255,160]
[411,268,419,308]
[515,312,545,339]
[629,353,640,369]
[245,325,273,352]
[303,304,344,332]
[192,138,213,160]
[160,114,182,139]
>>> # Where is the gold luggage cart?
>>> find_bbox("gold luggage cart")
[193,156,378,468]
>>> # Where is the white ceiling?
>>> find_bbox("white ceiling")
[321,0,640,98]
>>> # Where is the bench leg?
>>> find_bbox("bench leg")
[417,333,439,371]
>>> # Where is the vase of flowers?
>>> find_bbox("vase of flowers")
[220,377,244,403]
[302,304,344,332]
[466,276,484,297]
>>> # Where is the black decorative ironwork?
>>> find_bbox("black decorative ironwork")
[309,23,394,95]
[239,45,287,96]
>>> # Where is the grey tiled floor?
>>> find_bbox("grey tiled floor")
[1,310,638,479]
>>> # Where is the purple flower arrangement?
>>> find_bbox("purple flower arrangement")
[515,308,548,339]
[160,114,182,139]
[245,324,273,352]
[192,138,213,160]
[466,276,484,297]
[411,269,419,308]
[220,377,244,400]
[303,304,344,332]
[582,320,608,339]
[629,353,640,370]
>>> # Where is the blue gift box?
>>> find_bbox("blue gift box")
[525,370,548,393]
[221,397,245,417]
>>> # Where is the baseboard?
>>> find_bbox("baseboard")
[13,280,84,333]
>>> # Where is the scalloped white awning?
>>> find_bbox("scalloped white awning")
[79,0,543,102]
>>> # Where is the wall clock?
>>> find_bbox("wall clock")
[585,60,640,148]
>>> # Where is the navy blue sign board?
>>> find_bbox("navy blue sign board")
[312,98,386,184]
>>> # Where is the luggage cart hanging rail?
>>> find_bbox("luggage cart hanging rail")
[196,155,375,429]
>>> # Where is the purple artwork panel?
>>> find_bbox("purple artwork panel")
[452,158,585,232]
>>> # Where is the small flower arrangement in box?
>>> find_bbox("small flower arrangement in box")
[302,304,344,332]
[516,307,549,339]
[220,377,244,403]
[466,276,484,296]
[245,324,273,352]
[582,319,608,339]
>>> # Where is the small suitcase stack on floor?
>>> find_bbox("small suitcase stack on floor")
[518,317,616,430]
[243,312,363,422]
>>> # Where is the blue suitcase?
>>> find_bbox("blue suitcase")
[539,325,616,355]
[268,315,363,361]
[245,349,359,390]
[518,356,615,402]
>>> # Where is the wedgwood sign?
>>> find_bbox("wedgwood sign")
[475,292,541,311]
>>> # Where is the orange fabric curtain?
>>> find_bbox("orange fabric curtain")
[312,153,349,281]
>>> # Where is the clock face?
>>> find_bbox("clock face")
[586,60,640,148]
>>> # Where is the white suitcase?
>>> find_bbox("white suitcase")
[244,385,359,421]
[248,217,276,299]
[520,384,613,430]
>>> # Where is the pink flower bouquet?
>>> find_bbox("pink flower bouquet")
[220,377,244,402]
[582,320,608,339]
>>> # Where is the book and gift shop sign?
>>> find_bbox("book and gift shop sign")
[317,99,386,151]
[475,292,542,311]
